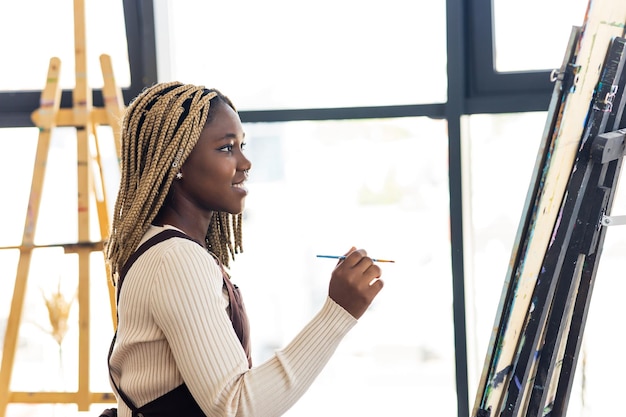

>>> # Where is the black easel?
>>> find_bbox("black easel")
[472,30,626,417]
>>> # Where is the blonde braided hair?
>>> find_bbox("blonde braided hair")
[105,81,243,284]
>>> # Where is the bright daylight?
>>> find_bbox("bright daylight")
[0,1,625,417]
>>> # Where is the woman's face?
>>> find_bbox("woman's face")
[177,101,251,215]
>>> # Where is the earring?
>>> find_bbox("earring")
[175,172,183,180]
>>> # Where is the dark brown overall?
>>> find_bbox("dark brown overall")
[100,229,251,417]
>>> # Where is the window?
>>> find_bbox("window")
[493,0,588,72]
[154,0,447,109]
[468,0,588,97]
[2,1,619,416]
[232,116,456,416]
[462,112,546,394]
[0,0,130,91]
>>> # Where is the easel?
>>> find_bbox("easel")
[471,1,626,415]
[490,34,626,417]
[0,0,123,414]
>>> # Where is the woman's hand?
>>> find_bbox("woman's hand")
[328,248,384,319]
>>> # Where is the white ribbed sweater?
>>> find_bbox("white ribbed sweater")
[109,225,357,417]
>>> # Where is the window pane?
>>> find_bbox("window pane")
[155,0,447,109]
[0,0,130,91]
[0,126,118,247]
[230,117,456,416]
[464,112,626,416]
[493,0,588,72]
[463,112,546,398]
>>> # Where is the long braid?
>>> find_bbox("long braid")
[204,211,244,268]
[105,82,243,284]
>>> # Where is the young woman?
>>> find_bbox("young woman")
[104,82,384,417]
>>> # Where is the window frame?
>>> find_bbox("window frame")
[465,0,554,114]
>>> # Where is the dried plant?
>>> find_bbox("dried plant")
[41,278,76,347]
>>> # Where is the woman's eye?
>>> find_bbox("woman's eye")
[240,142,247,151]
[218,142,245,153]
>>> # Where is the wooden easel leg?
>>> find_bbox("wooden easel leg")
[100,53,124,158]
[0,251,34,416]
[76,126,92,411]
[73,0,93,408]
[100,52,125,327]
[0,57,62,417]
[90,124,117,328]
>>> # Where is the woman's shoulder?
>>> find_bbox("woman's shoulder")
[132,225,219,273]
[136,225,199,250]
[140,224,201,246]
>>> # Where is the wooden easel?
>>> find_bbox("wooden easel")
[0,0,123,414]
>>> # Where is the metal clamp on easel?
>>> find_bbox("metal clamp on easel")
[597,127,626,229]
[601,214,626,226]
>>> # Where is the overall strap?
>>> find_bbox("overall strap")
[222,275,252,367]
[117,229,194,301]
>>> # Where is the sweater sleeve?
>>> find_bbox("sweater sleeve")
[151,241,357,417]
